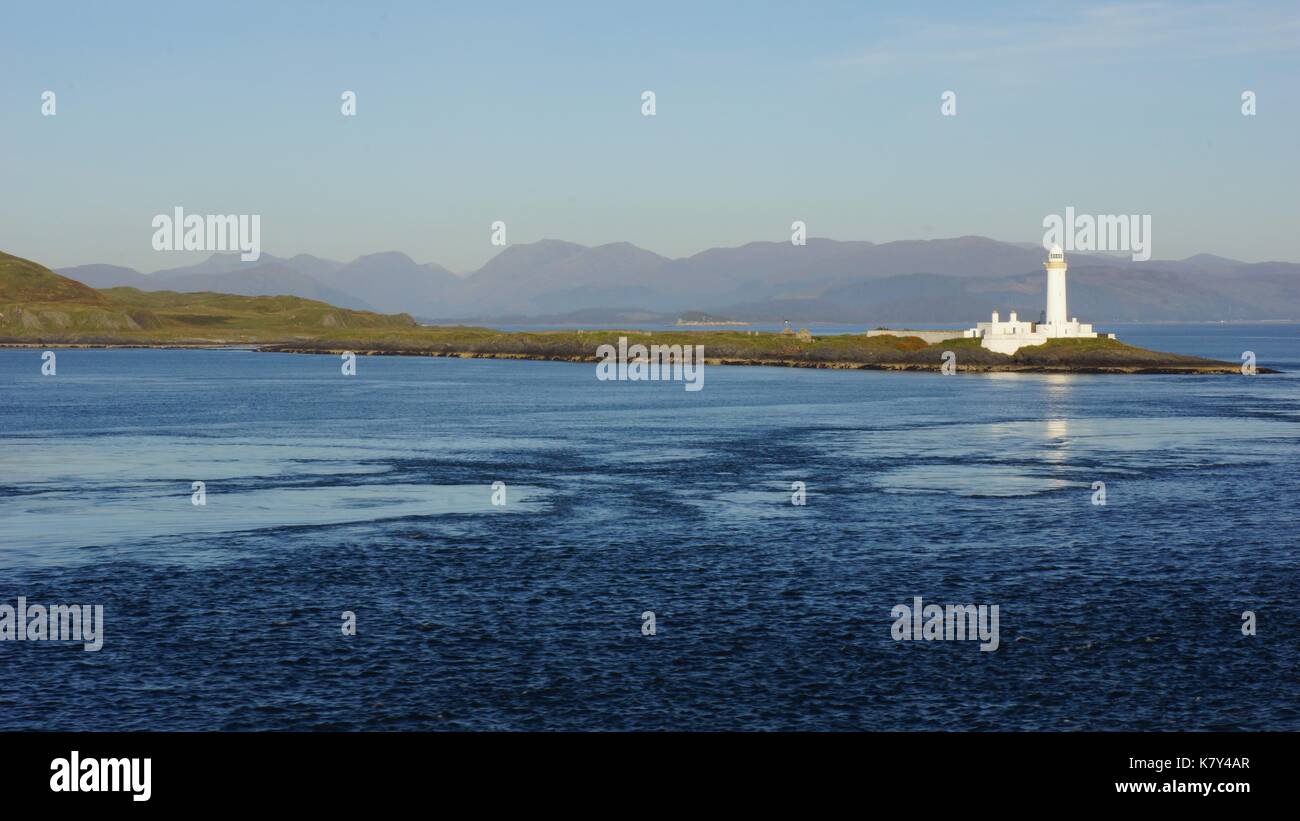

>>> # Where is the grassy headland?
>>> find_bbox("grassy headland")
[0,251,416,344]
[0,251,1268,373]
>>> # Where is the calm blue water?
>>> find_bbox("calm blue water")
[1,324,1298,730]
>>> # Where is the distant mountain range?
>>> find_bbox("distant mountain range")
[57,236,1300,324]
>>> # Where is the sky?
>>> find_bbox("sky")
[2,0,1298,272]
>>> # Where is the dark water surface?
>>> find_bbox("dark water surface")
[1,324,1298,730]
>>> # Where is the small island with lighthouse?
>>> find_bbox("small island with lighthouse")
[0,248,1274,374]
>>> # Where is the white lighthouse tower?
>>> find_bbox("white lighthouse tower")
[962,245,1111,354]
[1044,244,1068,328]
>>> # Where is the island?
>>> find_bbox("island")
[676,311,750,327]
[0,251,1273,374]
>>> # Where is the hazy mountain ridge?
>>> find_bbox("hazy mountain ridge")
[321,252,457,314]
[56,264,155,290]
[55,237,1300,323]
[157,262,374,311]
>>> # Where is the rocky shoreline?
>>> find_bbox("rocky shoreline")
[254,345,1266,375]
[1,336,1275,375]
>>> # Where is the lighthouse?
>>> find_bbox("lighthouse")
[1044,244,1068,328]
[961,245,1112,354]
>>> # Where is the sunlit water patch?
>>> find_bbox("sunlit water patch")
[872,465,1083,497]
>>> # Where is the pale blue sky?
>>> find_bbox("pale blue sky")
[2,0,1297,271]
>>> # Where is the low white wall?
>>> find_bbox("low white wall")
[865,329,966,344]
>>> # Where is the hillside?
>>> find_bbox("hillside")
[0,251,416,342]
[1,252,105,304]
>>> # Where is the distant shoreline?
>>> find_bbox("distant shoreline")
[674,321,751,327]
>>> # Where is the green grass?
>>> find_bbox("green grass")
[930,336,986,350]
[255,326,942,363]
[1024,337,1137,353]
[0,252,103,303]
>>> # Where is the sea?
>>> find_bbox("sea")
[1,322,1297,730]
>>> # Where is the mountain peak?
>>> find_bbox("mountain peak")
[350,251,418,267]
